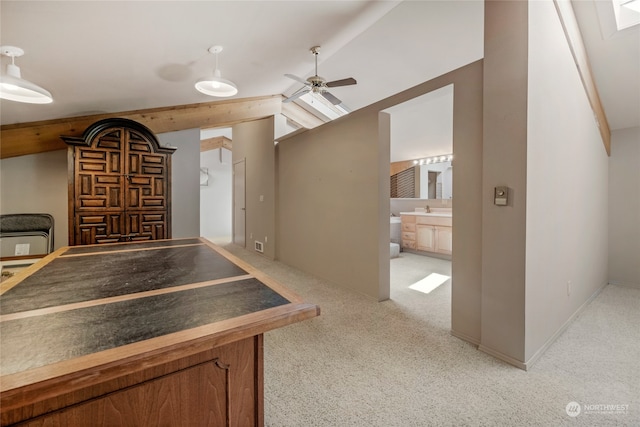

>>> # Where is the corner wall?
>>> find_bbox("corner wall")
[480,0,529,364]
[608,126,640,288]
[524,0,609,365]
[233,117,276,259]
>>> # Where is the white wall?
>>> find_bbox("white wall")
[608,126,640,288]
[200,148,232,241]
[158,129,200,239]
[0,150,69,250]
[525,0,609,363]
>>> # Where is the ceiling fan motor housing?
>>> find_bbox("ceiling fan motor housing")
[307,75,327,92]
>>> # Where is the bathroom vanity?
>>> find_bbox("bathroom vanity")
[400,209,452,257]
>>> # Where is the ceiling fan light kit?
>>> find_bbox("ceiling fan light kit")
[195,45,238,97]
[0,46,53,104]
[284,45,357,105]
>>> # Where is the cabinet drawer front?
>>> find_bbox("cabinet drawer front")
[416,216,452,227]
[402,223,416,232]
[401,215,416,224]
[402,232,415,241]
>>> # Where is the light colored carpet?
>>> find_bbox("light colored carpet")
[219,242,639,426]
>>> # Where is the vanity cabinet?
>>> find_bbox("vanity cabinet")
[401,213,452,256]
[401,215,416,250]
[416,224,436,252]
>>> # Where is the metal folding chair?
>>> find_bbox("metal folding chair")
[0,213,55,255]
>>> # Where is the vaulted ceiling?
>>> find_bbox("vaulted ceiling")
[1,1,638,160]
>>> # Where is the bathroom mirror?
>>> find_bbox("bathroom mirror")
[384,84,454,200]
[390,160,452,199]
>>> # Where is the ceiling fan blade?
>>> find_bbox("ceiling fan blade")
[326,77,357,88]
[285,74,310,86]
[321,91,342,105]
[283,87,311,103]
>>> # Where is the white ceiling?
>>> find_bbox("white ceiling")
[1,0,637,161]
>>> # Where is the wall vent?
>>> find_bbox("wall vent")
[254,241,264,253]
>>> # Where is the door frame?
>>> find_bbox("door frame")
[232,158,246,247]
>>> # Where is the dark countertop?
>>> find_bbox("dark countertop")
[0,238,304,377]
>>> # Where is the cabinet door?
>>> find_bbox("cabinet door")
[416,225,435,251]
[435,226,452,254]
[125,152,168,211]
[125,211,168,241]
[75,212,126,245]
[74,145,124,212]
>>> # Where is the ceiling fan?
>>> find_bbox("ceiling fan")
[283,46,357,105]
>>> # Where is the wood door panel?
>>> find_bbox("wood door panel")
[77,174,123,210]
[78,147,122,174]
[126,177,166,210]
[125,212,167,241]
[76,213,125,245]
[66,119,174,245]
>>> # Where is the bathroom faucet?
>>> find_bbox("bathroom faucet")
[425,205,431,213]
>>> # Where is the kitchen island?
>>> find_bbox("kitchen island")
[0,238,319,426]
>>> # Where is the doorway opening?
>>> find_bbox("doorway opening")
[199,128,233,245]
[383,84,454,311]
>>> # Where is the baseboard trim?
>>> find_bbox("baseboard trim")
[477,344,527,370]
[521,281,608,370]
[608,280,640,290]
[450,329,480,347]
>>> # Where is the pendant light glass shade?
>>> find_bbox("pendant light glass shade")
[0,46,53,104]
[195,69,238,97]
[195,45,238,98]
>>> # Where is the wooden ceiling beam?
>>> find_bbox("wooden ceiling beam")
[200,136,232,152]
[0,95,282,159]
[280,97,326,130]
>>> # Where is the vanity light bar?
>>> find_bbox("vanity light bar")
[413,154,453,166]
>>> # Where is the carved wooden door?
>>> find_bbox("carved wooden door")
[64,119,175,245]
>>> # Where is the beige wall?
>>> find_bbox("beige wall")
[609,126,640,288]
[233,117,276,259]
[480,0,529,365]
[0,150,69,251]
[524,0,609,365]
[276,107,384,299]
[478,0,611,368]
[276,61,484,315]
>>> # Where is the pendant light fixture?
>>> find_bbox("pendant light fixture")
[195,45,238,97]
[0,46,53,104]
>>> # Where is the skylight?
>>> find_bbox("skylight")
[297,91,350,121]
[616,0,640,29]
[593,0,639,39]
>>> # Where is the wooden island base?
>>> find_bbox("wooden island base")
[13,335,263,426]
